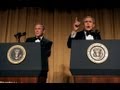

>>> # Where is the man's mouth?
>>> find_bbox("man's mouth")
[87,26,90,28]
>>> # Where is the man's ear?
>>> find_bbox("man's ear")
[43,30,46,34]
[93,24,95,28]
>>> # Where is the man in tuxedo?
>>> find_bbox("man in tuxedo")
[67,16,101,48]
[26,23,53,83]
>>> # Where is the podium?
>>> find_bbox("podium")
[70,40,120,83]
[0,43,44,83]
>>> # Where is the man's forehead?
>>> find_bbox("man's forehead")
[35,24,42,27]
[35,24,43,28]
[84,17,93,21]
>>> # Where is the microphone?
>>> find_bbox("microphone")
[94,29,100,34]
[14,32,21,38]
[14,32,26,38]
[91,29,100,34]
[14,32,26,42]
[21,32,26,36]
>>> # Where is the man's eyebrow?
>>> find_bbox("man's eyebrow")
[84,20,92,21]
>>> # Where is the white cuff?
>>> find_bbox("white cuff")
[71,31,77,38]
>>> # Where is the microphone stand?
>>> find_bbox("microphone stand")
[14,32,26,43]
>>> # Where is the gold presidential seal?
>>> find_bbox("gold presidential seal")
[87,43,108,64]
[7,45,26,64]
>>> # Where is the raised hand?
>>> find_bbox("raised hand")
[73,17,81,31]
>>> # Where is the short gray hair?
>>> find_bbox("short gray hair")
[35,23,45,30]
[82,16,95,24]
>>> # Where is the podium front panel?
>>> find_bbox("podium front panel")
[0,43,42,76]
[70,40,120,75]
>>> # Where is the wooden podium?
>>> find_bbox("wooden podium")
[70,40,120,83]
[0,43,44,83]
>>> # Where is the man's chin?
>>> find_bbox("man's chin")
[35,35,40,37]
[86,29,92,31]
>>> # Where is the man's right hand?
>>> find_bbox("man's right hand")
[73,17,81,31]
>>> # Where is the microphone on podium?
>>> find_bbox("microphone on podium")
[14,32,26,42]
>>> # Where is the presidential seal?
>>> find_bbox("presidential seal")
[87,43,108,64]
[7,45,26,64]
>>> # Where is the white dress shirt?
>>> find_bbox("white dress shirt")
[71,31,94,40]
[35,36,43,43]
[84,31,94,40]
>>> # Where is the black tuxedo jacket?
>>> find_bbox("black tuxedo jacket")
[26,37,53,77]
[67,30,101,48]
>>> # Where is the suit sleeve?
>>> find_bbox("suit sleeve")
[94,30,101,40]
[46,41,53,57]
[96,33,101,40]
[25,38,29,42]
[67,35,72,48]
[98,33,101,40]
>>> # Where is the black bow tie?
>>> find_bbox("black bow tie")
[85,29,100,36]
[85,30,94,36]
[35,37,41,40]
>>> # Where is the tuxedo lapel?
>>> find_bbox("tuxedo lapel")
[40,37,46,48]
[81,31,86,40]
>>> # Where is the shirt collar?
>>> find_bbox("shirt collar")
[35,36,43,40]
